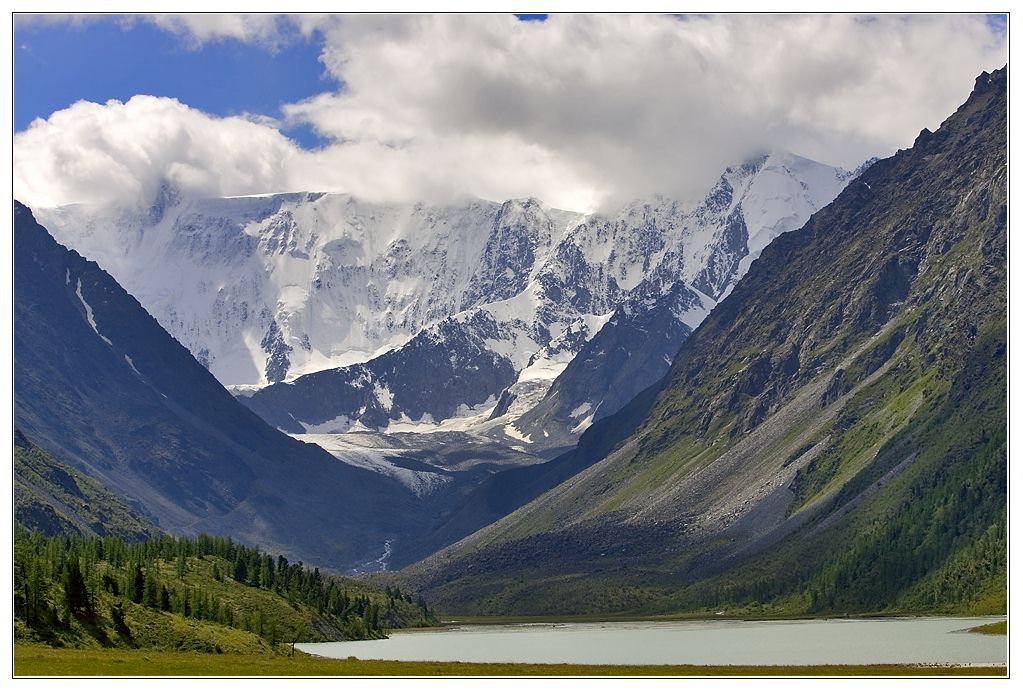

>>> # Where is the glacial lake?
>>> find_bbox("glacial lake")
[297,617,1006,666]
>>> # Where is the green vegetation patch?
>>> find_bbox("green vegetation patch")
[14,526,437,654]
[14,430,159,540]
[968,621,1006,635]
[13,645,1007,677]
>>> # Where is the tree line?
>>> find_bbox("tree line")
[14,525,436,647]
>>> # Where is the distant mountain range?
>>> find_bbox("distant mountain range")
[37,151,858,448]
[401,68,1007,616]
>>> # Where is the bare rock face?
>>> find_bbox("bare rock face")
[260,318,292,384]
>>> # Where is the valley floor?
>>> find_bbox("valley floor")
[12,645,1006,677]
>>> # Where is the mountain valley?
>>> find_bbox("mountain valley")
[13,64,1006,620]
[10,16,1009,675]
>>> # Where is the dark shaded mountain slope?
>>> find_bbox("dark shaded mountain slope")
[241,312,517,434]
[13,202,426,570]
[401,68,1007,616]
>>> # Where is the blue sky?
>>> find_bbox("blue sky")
[14,17,334,147]
[14,14,555,148]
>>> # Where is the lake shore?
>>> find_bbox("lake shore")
[436,611,1007,627]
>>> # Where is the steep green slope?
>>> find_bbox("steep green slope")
[403,68,1006,616]
[14,429,160,541]
[13,527,436,653]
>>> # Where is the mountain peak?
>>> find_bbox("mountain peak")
[14,202,427,570]
[973,65,1006,95]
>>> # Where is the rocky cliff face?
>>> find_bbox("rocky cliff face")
[401,68,1007,616]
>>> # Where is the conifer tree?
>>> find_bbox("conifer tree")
[129,562,145,604]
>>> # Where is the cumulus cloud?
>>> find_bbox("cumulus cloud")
[13,96,300,208]
[13,14,1007,212]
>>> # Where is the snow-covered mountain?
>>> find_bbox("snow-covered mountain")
[37,150,858,444]
[38,191,548,385]
[504,151,869,444]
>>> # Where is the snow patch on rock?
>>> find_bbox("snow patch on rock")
[75,278,112,345]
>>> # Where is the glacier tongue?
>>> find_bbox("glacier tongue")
[37,150,858,442]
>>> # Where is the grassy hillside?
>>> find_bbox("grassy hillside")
[665,321,1006,617]
[402,69,1007,617]
[14,429,160,541]
[14,526,436,654]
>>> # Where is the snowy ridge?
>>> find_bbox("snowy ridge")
[39,150,858,442]
[41,193,547,386]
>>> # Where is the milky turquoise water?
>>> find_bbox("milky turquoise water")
[297,617,1006,666]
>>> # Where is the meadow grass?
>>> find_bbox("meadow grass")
[14,644,1006,677]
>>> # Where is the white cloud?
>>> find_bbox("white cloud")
[139,14,335,50]
[144,15,290,48]
[14,96,300,208]
[13,14,1007,212]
